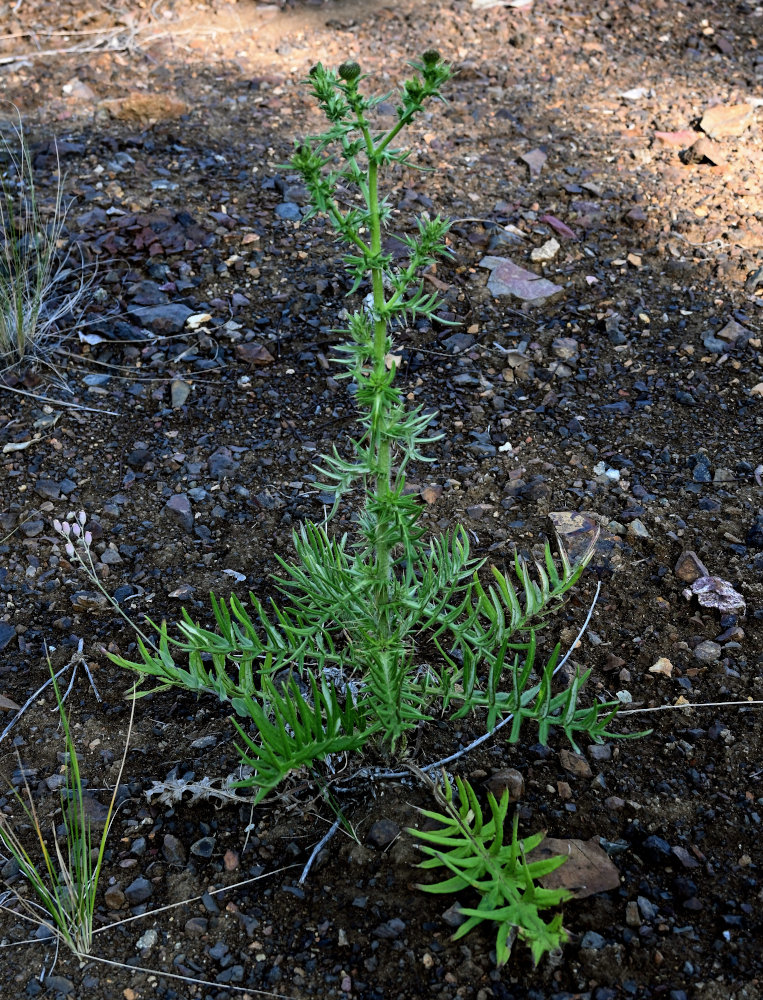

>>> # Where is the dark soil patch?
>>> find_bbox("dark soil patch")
[0,1,762,999]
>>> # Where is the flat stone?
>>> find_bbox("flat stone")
[479,255,563,304]
[127,303,194,333]
[191,836,216,858]
[34,479,61,500]
[674,550,709,583]
[236,342,275,365]
[654,128,697,147]
[693,640,722,664]
[185,917,209,937]
[716,318,749,343]
[559,749,592,779]
[275,202,302,221]
[44,976,75,995]
[171,379,191,408]
[700,102,754,139]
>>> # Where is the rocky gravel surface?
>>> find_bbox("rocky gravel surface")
[0,0,762,998]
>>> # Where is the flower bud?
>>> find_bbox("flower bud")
[61,521,71,536]
[65,542,75,558]
[77,511,87,526]
[422,49,441,65]
[72,523,81,538]
[338,61,361,82]
[84,531,92,546]
[53,519,62,533]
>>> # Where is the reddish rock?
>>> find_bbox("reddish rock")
[236,342,275,365]
[653,129,696,147]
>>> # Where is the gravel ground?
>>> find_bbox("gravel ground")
[0,1,762,998]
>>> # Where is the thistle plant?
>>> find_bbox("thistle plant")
[98,55,640,963]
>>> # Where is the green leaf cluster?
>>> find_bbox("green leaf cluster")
[409,773,570,966]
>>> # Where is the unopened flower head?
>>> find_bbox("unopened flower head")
[338,61,361,82]
[422,49,441,65]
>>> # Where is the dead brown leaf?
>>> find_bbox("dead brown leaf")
[529,836,621,899]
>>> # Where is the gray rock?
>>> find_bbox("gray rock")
[580,930,607,950]
[162,834,187,866]
[275,202,302,221]
[627,518,650,539]
[185,917,208,937]
[128,303,194,333]
[551,336,579,362]
[127,448,152,469]
[44,976,75,995]
[373,917,406,939]
[164,493,194,534]
[124,876,153,905]
[83,373,111,387]
[0,622,16,651]
[694,640,722,664]
[191,836,216,858]
[366,819,400,849]
[34,479,61,500]
[208,447,239,479]
[21,519,44,537]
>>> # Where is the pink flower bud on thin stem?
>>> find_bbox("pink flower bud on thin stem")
[72,523,81,538]
[65,542,75,558]
[77,511,86,526]
[84,531,92,546]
